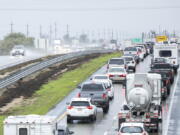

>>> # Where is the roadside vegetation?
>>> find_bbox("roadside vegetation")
[0,52,121,134]
[0,33,34,55]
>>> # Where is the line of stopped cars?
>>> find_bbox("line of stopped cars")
[66,42,179,135]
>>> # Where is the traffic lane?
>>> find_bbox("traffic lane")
[47,64,108,116]
[136,55,151,73]
[65,56,152,135]
[67,84,125,135]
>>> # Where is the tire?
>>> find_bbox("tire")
[167,86,170,95]
[67,116,72,123]
[170,78,174,84]
[103,104,109,113]
[134,68,136,72]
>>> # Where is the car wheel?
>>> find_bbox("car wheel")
[103,104,109,113]
[67,116,72,123]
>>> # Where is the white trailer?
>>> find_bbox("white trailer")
[4,115,74,135]
[153,43,179,72]
[118,73,162,132]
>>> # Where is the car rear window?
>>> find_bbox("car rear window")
[121,126,143,133]
[71,101,90,106]
[124,47,137,51]
[94,76,108,79]
[152,64,172,69]
[82,84,104,91]
[109,68,125,73]
[109,59,124,65]
[124,57,133,62]
[159,50,172,57]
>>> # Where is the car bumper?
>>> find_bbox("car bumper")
[67,115,94,120]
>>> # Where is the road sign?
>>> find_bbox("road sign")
[156,36,168,43]
[131,38,143,44]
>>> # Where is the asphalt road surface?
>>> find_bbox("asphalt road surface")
[47,54,180,135]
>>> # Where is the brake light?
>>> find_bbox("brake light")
[120,74,126,77]
[153,113,159,118]
[67,106,73,109]
[77,93,81,97]
[146,113,150,118]
[87,106,93,110]
[102,93,107,99]
[109,74,114,77]
[161,88,165,92]
[126,114,130,119]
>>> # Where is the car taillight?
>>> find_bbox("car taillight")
[126,114,130,119]
[146,113,150,118]
[87,106,93,110]
[102,93,107,99]
[120,74,126,77]
[109,74,114,77]
[67,106,73,109]
[153,113,159,118]
[77,93,81,97]
[161,88,165,92]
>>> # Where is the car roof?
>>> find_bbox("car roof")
[71,98,91,102]
[109,66,125,69]
[110,58,124,60]
[121,122,144,127]
[83,81,104,85]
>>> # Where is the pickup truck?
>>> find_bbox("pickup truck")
[78,81,109,113]
[151,63,174,84]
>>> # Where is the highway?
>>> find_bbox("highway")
[47,54,180,135]
[0,49,47,70]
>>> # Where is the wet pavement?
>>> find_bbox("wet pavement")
[47,55,180,135]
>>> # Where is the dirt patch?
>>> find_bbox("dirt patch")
[0,53,103,113]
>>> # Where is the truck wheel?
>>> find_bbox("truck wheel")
[103,104,109,113]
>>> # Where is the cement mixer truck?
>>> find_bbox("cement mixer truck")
[118,73,162,132]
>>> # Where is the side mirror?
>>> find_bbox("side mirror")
[69,131,74,134]
[66,102,70,105]
[115,128,119,131]
[77,85,81,89]
[90,78,93,80]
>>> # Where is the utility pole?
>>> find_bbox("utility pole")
[49,25,52,43]
[54,23,57,39]
[10,22,14,33]
[26,24,29,37]
[111,29,114,40]
[39,25,42,38]
[66,24,69,35]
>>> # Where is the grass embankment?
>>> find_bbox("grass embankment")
[0,52,121,134]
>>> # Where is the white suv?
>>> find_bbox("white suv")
[66,98,97,123]
[118,122,149,135]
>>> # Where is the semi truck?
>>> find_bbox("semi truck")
[118,73,162,132]
[4,115,74,135]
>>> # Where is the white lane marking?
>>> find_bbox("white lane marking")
[165,70,180,135]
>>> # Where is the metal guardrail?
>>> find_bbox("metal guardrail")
[0,50,114,89]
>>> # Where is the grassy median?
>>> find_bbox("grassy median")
[0,52,121,134]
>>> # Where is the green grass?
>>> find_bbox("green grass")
[0,52,121,135]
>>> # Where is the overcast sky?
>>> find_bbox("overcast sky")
[0,0,179,39]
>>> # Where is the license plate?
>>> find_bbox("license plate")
[77,108,82,111]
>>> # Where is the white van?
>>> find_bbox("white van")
[153,43,179,72]
[4,115,74,135]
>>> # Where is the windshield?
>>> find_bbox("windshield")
[124,47,137,51]
[109,68,125,73]
[71,101,90,106]
[121,126,143,133]
[109,59,124,65]
[94,76,108,79]
[82,84,104,91]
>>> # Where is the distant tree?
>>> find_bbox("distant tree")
[79,34,89,43]
[0,33,34,52]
